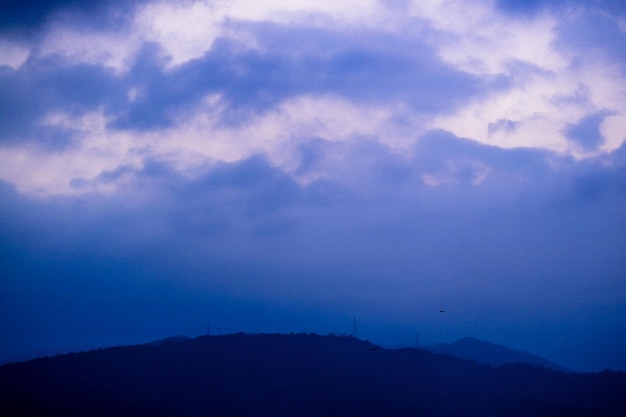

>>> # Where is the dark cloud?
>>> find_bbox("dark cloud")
[414,130,558,180]
[113,21,486,131]
[1,11,497,137]
[68,154,303,243]
[495,0,546,16]
[295,138,328,176]
[582,0,626,15]
[555,10,626,75]
[240,21,484,111]
[564,110,613,151]
[496,0,626,17]
[488,119,518,137]
[110,42,179,130]
[570,141,626,202]
[0,0,89,30]
[0,54,125,148]
[0,0,147,36]
[174,156,301,231]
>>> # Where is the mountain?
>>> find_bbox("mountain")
[424,337,571,372]
[1,333,624,417]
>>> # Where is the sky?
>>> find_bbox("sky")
[0,0,625,372]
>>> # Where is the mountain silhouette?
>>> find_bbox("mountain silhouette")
[1,333,624,416]
[424,336,571,372]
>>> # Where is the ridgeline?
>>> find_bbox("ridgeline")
[1,333,624,416]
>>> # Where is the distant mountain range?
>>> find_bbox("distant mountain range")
[1,333,624,416]
[423,336,571,372]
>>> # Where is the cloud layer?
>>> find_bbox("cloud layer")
[1,0,625,371]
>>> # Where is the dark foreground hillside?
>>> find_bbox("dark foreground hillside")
[1,333,625,416]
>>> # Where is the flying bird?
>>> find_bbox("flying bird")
[439,309,445,313]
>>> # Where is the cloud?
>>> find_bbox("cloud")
[555,7,626,75]
[2,131,625,370]
[495,0,626,17]
[1,133,624,340]
[109,19,484,130]
[2,130,622,275]
[401,1,626,156]
[2,0,625,165]
[0,0,625,372]
[564,110,613,151]
[0,0,91,31]
[0,0,147,34]
[569,140,626,202]
[494,0,547,15]
[0,55,125,148]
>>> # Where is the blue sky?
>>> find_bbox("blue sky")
[1,0,625,372]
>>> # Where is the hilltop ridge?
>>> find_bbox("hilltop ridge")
[1,333,624,416]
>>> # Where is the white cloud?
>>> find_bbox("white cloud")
[409,0,567,75]
[39,22,139,72]
[227,0,380,26]
[0,111,140,195]
[35,0,231,71]
[404,0,626,157]
[0,94,417,195]
[133,0,228,67]
[1,0,626,196]
[0,39,30,69]
[431,52,626,156]
[28,0,410,71]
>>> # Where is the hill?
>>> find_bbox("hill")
[1,333,624,416]
[424,336,570,372]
